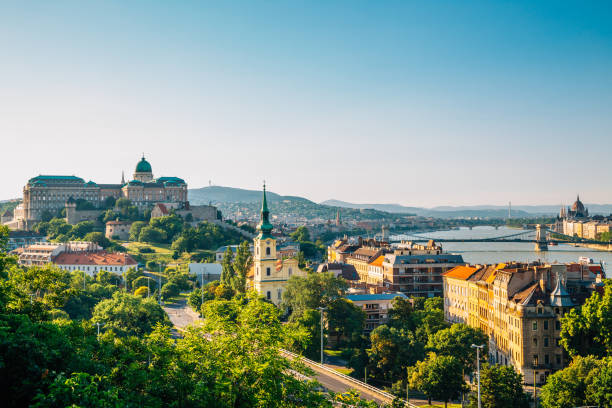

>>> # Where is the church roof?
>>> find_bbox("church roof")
[571,195,585,213]
[135,156,152,173]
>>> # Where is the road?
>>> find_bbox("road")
[161,300,400,404]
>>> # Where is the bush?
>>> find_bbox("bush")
[138,247,155,254]
[134,286,149,297]
[145,260,159,271]
[161,282,180,300]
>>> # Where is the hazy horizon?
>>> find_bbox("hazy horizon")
[2,1,611,206]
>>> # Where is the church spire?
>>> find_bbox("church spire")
[257,182,274,238]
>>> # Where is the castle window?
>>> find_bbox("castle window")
[266,267,271,276]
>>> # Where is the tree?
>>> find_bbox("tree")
[91,292,170,337]
[327,298,365,346]
[134,286,149,297]
[138,226,167,244]
[560,280,612,358]
[409,353,466,407]
[368,325,424,384]
[103,196,116,209]
[220,247,235,286]
[83,232,111,248]
[282,272,348,316]
[123,268,143,291]
[231,241,252,293]
[290,226,310,243]
[387,296,415,330]
[161,281,180,300]
[129,221,146,241]
[32,372,122,407]
[427,323,488,374]
[540,355,601,408]
[468,364,530,408]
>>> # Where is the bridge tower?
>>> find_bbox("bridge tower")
[535,224,548,252]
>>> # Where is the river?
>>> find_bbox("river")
[391,226,612,267]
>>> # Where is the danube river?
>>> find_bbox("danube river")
[391,226,612,267]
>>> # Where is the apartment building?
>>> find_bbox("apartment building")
[443,261,603,385]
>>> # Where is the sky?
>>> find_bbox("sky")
[1,1,611,207]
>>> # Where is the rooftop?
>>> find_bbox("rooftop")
[54,251,137,266]
[346,293,408,302]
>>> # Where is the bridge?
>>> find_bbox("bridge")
[394,226,612,249]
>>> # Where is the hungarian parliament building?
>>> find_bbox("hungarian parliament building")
[5,156,188,230]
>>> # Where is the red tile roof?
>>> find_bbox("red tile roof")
[54,251,137,266]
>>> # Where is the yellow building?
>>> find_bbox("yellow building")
[251,184,306,306]
[442,262,600,385]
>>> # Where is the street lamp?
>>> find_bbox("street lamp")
[96,322,105,337]
[471,344,485,408]
[318,306,327,365]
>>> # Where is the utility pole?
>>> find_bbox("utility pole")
[158,264,162,305]
[406,367,410,404]
[364,366,367,384]
[201,270,204,312]
[471,344,484,408]
[533,368,537,408]
[318,306,326,365]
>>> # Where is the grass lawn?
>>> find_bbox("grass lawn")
[324,350,344,357]
[418,405,461,408]
[332,367,353,376]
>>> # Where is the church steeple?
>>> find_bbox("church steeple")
[257,183,274,238]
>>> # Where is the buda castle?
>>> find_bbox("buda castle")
[6,156,189,230]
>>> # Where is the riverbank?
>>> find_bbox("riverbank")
[568,242,612,252]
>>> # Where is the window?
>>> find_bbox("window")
[556,354,561,364]
[277,288,282,299]
[533,322,538,331]
[555,321,561,330]
[544,321,548,330]
[288,268,292,276]
[533,355,539,366]
[544,337,549,347]
[545,354,550,365]
[266,267,271,276]
[266,247,271,256]
[533,337,538,346]
[266,291,271,300]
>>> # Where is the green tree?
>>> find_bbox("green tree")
[427,323,488,374]
[138,226,167,243]
[327,298,365,346]
[468,364,530,408]
[32,372,122,407]
[409,352,466,407]
[134,286,149,297]
[220,246,235,286]
[387,296,415,330]
[540,355,601,408]
[123,268,143,291]
[91,291,170,337]
[368,325,424,383]
[560,280,612,358]
[231,241,253,293]
[282,272,348,317]
[129,221,146,241]
[290,226,311,243]
[83,231,111,248]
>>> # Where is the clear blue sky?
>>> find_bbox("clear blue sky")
[1,1,611,206]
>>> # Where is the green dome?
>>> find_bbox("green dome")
[135,156,152,173]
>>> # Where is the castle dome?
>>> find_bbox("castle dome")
[135,156,152,173]
[571,195,585,213]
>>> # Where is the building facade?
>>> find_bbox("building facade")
[6,156,188,230]
[250,185,306,306]
[345,293,408,333]
[443,261,604,385]
[54,251,138,276]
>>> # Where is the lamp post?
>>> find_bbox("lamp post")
[318,306,327,365]
[96,322,104,337]
[471,344,484,408]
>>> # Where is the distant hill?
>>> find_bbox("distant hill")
[188,186,402,222]
[189,186,313,205]
[321,199,420,214]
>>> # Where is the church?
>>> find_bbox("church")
[250,184,306,306]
